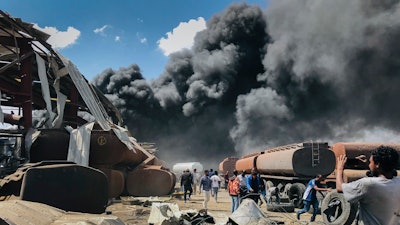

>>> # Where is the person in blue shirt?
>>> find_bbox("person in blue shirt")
[208,168,214,176]
[297,174,332,222]
[199,170,212,209]
[246,167,262,204]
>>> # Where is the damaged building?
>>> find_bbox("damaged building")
[0,10,176,214]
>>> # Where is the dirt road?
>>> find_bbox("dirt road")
[106,188,325,225]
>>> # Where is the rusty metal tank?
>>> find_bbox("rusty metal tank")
[219,157,239,177]
[255,142,336,177]
[5,128,176,200]
[331,142,400,170]
[235,152,262,173]
[126,165,176,197]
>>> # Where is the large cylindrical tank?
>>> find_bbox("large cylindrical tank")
[332,142,400,170]
[172,162,203,174]
[219,157,239,177]
[256,142,336,177]
[90,129,147,166]
[126,165,176,196]
[235,153,262,174]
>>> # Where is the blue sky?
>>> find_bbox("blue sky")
[1,0,267,81]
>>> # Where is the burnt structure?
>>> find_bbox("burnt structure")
[0,11,175,213]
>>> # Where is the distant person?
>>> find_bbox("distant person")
[192,168,201,195]
[237,170,247,202]
[199,170,212,209]
[180,169,193,203]
[266,186,280,204]
[228,170,240,212]
[258,178,267,206]
[210,171,221,202]
[297,174,331,222]
[336,146,400,225]
[246,167,261,204]
[209,168,214,176]
[224,171,229,189]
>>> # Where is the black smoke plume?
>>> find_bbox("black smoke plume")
[93,1,400,168]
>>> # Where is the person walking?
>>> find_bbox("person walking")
[224,171,229,190]
[180,169,193,203]
[210,171,221,202]
[199,170,212,209]
[228,170,240,212]
[336,146,400,225]
[297,174,331,222]
[192,168,201,195]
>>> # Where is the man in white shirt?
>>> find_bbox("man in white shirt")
[210,171,221,202]
[336,146,400,225]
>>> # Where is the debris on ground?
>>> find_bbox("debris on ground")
[228,199,284,225]
[147,202,216,225]
[120,196,172,206]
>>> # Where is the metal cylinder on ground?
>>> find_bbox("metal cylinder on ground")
[95,166,125,198]
[126,165,176,197]
[90,130,147,166]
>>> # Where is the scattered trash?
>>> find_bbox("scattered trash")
[147,202,217,225]
[148,202,181,225]
[181,209,215,224]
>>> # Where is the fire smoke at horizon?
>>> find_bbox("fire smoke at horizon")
[93,0,400,167]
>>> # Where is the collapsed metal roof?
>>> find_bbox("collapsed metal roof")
[0,10,122,129]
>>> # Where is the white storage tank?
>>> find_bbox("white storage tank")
[172,162,204,175]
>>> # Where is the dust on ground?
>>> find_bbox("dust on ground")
[106,188,326,225]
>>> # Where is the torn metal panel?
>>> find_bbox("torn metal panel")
[0,10,176,202]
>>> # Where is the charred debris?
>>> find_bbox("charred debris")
[0,11,176,214]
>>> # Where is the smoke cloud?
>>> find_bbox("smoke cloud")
[93,1,400,168]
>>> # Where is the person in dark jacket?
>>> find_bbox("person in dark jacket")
[180,169,193,203]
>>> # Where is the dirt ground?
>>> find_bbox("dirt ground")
[106,188,326,225]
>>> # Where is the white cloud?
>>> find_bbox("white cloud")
[34,24,80,49]
[93,25,109,35]
[115,36,120,42]
[158,17,206,56]
[136,32,147,44]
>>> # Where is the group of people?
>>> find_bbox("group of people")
[227,145,400,225]
[181,145,400,225]
[226,167,280,212]
[180,168,222,208]
[297,145,400,224]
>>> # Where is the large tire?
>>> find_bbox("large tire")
[288,183,306,208]
[283,183,292,198]
[321,190,357,225]
[264,180,274,190]
[266,202,295,212]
